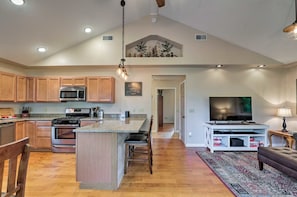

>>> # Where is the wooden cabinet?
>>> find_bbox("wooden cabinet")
[35,121,52,150]
[61,77,86,86]
[15,121,26,140]
[87,76,115,103]
[36,77,60,102]
[26,77,35,102]
[47,78,60,101]
[16,75,27,102]
[25,121,36,149]
[0,72,16,101]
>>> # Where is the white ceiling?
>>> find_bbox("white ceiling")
[0,0,296,66]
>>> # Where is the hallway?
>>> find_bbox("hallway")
[153,123,178,139]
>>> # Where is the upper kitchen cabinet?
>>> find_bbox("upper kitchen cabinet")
[36,77,60,102]
[0,71,16,102]
[26,77,35,102]
[16,75,27,102]
[87,76,115,103]
[61,77,86,86]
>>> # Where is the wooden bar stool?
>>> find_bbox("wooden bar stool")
[124,116,153,174]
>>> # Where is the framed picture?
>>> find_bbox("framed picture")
[125,82,142,96]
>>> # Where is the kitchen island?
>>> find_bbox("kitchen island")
[73,118,146,190]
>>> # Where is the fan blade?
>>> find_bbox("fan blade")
[156,0,165,7]
[283,23,297,32]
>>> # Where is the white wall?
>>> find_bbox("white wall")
[35,15,280,66]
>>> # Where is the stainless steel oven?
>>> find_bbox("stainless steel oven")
[51,124,78,153]
[51,108,90,153]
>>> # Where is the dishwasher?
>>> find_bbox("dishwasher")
[0,122,15,145]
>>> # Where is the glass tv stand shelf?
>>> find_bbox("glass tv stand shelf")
[204,123,269,153]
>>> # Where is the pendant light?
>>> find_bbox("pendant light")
[117,0,128,80]
[283,0,297,39]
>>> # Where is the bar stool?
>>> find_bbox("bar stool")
[124,116,153,174]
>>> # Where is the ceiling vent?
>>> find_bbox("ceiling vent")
[195,34,207,41]
[102,35,113,40]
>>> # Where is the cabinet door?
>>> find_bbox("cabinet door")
[36,77,60,102]
[15,121,26,140]
[16,75,27,102]
[61,77,86,86]
[35,121,52,149]
[26,77,35,102]
[87,77,99,102]
[36,78,48,101]
[98,77,115,103]
[25,121,36,149]
[74,77,86,86]
[47,77,60,102]
[60,78,73,86]
[0,72,16,101]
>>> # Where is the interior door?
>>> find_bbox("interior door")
[180,82,186,143]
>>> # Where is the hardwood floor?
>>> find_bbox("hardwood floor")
[20,138,233,196]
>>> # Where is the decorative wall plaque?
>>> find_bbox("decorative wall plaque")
[125,82,142,96]
[126,35,182,58]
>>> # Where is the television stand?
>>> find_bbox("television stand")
[204,123,269,153]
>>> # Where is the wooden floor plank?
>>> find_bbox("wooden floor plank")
[18,138,233,196]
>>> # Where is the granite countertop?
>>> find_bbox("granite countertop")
[0,116,63,124]
[74,118,146,133]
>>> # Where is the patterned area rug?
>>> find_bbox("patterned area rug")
[196,151,297,197]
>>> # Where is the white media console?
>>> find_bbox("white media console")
[204,123,269,153]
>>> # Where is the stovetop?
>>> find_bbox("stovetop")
[52,117,82,125]
[52,108,91,125]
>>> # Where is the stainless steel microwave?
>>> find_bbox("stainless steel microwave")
[59,86,86,101]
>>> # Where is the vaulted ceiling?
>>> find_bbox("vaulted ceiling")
[0,0,296,66]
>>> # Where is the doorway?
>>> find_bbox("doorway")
[157,88,175,136]
[152,75,186,139]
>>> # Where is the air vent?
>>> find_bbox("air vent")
[102,35,113,40]
[195,34,207,41]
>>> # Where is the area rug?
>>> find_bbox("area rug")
[196,151,297,197]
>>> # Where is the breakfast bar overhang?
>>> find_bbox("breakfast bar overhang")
[73,118,146,190]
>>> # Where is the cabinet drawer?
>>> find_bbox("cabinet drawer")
[36,121,51,126]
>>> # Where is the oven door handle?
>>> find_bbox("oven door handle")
[52,125,79,128]
[52,145,76,148]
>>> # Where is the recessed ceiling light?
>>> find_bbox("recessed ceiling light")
[37,47,47,53]
[258,64,266,68]
[84,27,92,34]
[10,0,25,5]
[216,64,223,68]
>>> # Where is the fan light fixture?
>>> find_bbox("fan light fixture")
[116,0,128,81]
[10,0,24,5]
[283,0,297,39]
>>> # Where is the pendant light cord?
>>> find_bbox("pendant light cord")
[121,0,125,62]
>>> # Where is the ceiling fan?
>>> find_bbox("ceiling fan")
[156,0,165,8]
[283,0,297,33]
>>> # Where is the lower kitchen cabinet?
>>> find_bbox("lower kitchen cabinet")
[35,121,52,150]
[25,120,52,151]
[15,121,26,140]
[25,121,36,149]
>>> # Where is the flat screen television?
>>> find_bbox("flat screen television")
[209,97,252,121]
